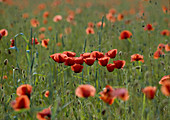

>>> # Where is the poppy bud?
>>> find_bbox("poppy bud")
[4,59,8,65]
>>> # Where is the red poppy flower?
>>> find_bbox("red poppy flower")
[99,85,116,105]
[0,33,2,40]
[39,27,46,32]
[97,21,105,28]
[153,50,164,59]
[86,27,95,35]
[113,60,126,69]
[43,11,49,18]
[32,38,39,45]
[37,108,51,120]
[66,15,74,23]
[63,51,76,57]
[43,19,48,24]
[106,13,116,22]
[75,84,96,98]
[16,84,32,98]
[142,86,157,100]
[38,3,46,10]
[80,53,91,59]
[165,44,170,52]
[53,15,62,22]
[90,51,104,60]
[117,14,124,21]
[11,95,30,111]
[109,8,116,15]
[22,13,29,19]
[30,18,40,27]
[84,57,96,66]
[50,53,67,63]
[131,54,144,63]
[48,26,52,31]
[98,57,110,66]
[160,29,169,36]
[106,64,116,72]
[71,64,83,73]
[162,6,168,14]
[113,88,129,101]
[41,39,49,48]
[161,81,170,96]
[119,30,132,40]
[159,75,170,85]
[44,91,49,98]
[105,49,117,58]
[144,24,154,31]
[64,57,75,66]
[3,75,7,79]
[10,39,15,47]
[74,57,84,65]
[0,29,8,37]
[88,22,94,28]
[157,43,165,51]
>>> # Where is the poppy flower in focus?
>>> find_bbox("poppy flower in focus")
[32,38,39,45]
[44,91,49,98]
[161,81,170,96]
[113,88,129,101]
[10,39,15,47]
[42,39,49,48]
[30,19,40,27]
[84,57,95,66]
[53,15,62,22]
[98,57,110,66]
[142,86,157,100]
[74,57,84,65]
[75,84,96,98]
[117,14,124,21]
[119,30,132,40]
[157,43,165,51]
[160,29,169,36]
[50,53,67,63]
[106,64,116,72]
[113,60,126,69]
[63,51,76,57]
[88,22,94,28]
[80,53,91,59]
[99,85,116,105]
[90,51,104,60]
[159,75,170,85]
[0,29,8,37]
[165,44,170,51]
[16,84,32,99]
[64,57,75,66]
[105,49,117,58]
[43,11,49,18]
[97,21,105,28]
[131,54,144,63]
[37,108,51,120]
[153,50,164,59]
[144,24,154,31]
[11,95,30,111]
[71,64,83,73]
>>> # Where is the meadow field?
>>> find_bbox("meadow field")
[0,0,169,119]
